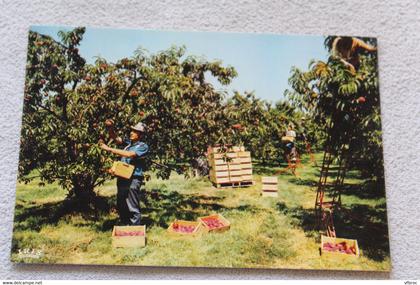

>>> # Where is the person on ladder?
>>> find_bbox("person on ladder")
[331,36,377,74]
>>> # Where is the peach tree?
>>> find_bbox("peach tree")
[286,36,383,180]
[223,91,323,164]
[19,27,237,207]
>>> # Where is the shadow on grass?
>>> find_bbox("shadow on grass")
[13,185,251,234]
[134,188,228,229]
[340,179,386,200]
[135,188,260,228]
[276,202,318,238]
[276,201,390,262]
[253,160,285,168]
[288,177,318,187]
[252,165,282,176]
[13,203,62,232]
[334,203,390,262]
[13,195,111,232]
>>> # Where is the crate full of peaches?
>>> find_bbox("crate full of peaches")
[112,225,146,248]
[168,214,231,236]
[168,220,203,236]
[321,235,359,257]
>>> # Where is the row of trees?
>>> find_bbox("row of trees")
[224,92,324,163]
[20,28,384,208]
[286,36,383,181]
[20,27,310,206]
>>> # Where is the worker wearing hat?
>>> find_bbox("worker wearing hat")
[100,121,149,225]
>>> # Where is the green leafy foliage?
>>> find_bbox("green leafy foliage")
[223,92,322,162]
[286,36,384,180]
[19,28,238,202]
[20,28,384,206]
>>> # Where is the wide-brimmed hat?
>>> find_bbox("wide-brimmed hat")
[131,122,147,133]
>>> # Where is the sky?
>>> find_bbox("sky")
[31,25,328,104]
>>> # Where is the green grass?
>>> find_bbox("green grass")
[11,153,391,271]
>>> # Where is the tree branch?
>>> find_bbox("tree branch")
[35,102,62,121]
[122,74,144,104]
[93,177,107,188]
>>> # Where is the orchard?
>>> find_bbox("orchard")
[20,28,238,208]
[13,28,390,270]
[286,36,384,182]
[20,27,317,209]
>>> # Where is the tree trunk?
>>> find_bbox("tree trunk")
[72,184,95,210]
[70,174,110,214]
[73,184,95,201]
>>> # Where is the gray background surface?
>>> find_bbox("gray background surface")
[0,0,419,280]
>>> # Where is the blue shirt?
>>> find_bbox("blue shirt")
[120,139,149,177]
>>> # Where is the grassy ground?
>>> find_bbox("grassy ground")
[11,153,391,271]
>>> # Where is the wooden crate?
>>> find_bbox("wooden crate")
[111,161,134,179]
[216,181,254,188]
[237,151,251,158]
[208,146,253,187]
[241,163,253,169]
[226,152,239,158]
[262,191,278,197]
[229,172,243,178]
[262,176,278,183]
[229,176,243,183]
[209,170,229,178]
[212,164,229,171]
[212,152,238,159]
[213,159,228,166]
[198,214,231,233]
[263,184,278,191]
[228,164,242,171]
[242,174,252,181]
[239,157,252,164]
[229,158,242,164]
[167,220,203,237]
[232,146,245,152]
[210,146,245,153]
[213,177,231,184]
[261,176,278,197]
[112,225,146,248]
[241,163,253,181]
[240,169,253,175]
[320,235,360,258]
[212,153,224,159]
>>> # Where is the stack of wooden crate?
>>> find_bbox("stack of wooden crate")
[208,146,253,188]
[261,176,278,197]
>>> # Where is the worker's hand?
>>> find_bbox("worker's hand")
[105,119,114,128]
[114,137,123,145]
[343,61,356,75]
[107,168,115,175]
[348,65,356,75]
[99,142,111,151]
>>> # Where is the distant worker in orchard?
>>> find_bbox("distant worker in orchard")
[100,121,149,226]
[284,124,297,163]
[331,36,377,73]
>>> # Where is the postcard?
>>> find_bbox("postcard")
[12,25,390,271]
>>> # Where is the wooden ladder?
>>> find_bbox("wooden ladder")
[315,147,338,238]
[306,142,316,165]
[321,208,336,237]
[314,134,348,237]
[315,148,334,212]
